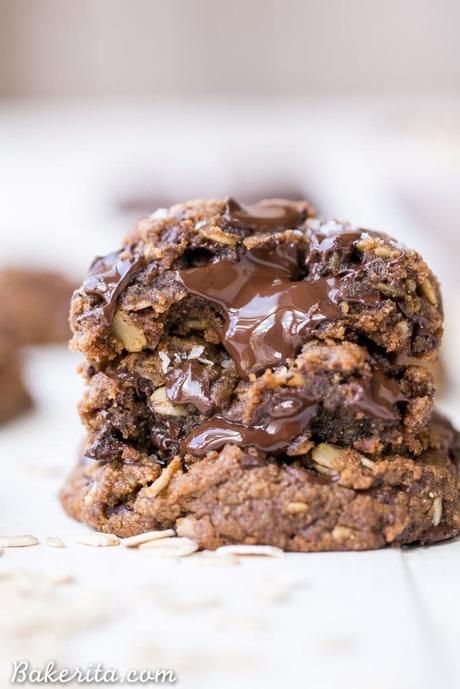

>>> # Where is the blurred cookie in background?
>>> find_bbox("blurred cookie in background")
[115,183,315,222]
[0,268,76,346]
[424,358,447,397]
[0,330,32,424]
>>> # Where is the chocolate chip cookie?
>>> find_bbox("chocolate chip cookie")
[61,198,458,550]
[61,413,459,549]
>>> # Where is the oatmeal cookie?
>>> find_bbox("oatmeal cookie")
[70,198,442,364]
[60,414,460,550]
[61,198,456,551]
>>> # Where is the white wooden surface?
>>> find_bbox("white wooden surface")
[0,101,459,689]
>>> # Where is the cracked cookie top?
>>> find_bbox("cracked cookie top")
[70,198,443,365]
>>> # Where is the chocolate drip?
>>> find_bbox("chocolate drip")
[306,231,382,305]
[176,242,378,377]
[181,364,407,455]
[306,231,363,277]
[165,360,213,414]
[224,197,306,231]
[182,393,319,456]
[351,367,407,421]
[151,419,182,457]
[83,250,143,325]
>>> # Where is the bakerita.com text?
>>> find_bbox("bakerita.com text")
[10,661,177,684]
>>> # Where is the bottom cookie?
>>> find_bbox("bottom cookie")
[60,414,460,552]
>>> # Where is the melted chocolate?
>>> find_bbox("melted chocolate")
[83,250,143,325]
[176,242,379,377]
[165,360,213,414]
[224,197,306,231]
[182,392,319,456]
[181,364,407,455]
[351,367,407,421]
[151,420,181,457]
[306,231,382,305]
[306,231,363,277]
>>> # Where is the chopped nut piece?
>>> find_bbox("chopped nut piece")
[375,283,404,297]
[355,237,372,252]
[394,320,410,339]
[121,529,175,547]
[158,351,171,374]
[145,456,181,497]
[432,497,443,526]
[0,535,39,548]
[188,345,205,359]
[74,532,120,547]
[285,502,308,514]
[287,371,306,387]
[374,246,400,259]
[185,319,207,330]
[360,455,375,469]
[150,387,188,416]
[419,279,438,306]
[199,225,237,246]
[314,464,337,477]
[112,310,146,352]
[175,517,196,539]
[312,443,343,468]
[332,526,354,540]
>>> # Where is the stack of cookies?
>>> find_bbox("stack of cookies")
[61,198,460,551]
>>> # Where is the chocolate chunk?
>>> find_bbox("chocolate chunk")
[224,197,307,231]
[165,360,214,414]
[351,367,407,422]
[181,364,407,456]
[181,394,319,456]
[151,419,183,457]
[83,250,143,325]
[85,427,124,464]
[176,242,380,378]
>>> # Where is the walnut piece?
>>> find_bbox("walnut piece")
[312,443,344,468]
[112,310,147,352]
[150,387,189,416]
[419,279,438,306]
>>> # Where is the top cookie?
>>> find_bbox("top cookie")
[70,198,443,366]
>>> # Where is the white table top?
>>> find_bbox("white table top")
[0,100,459,689]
